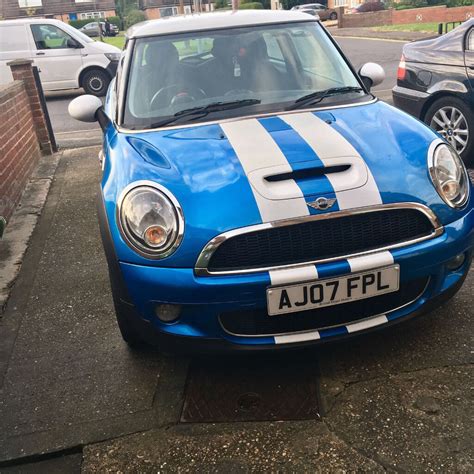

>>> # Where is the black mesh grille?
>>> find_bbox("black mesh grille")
[208,209,434,272]
[220,277,428,336]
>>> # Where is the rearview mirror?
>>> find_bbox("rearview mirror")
[359,62,385,90]
[69,95,102,122]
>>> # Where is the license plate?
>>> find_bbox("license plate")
[267,265,400,316]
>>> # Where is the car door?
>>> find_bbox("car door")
[28,23,83,90]
[465,26,474,91]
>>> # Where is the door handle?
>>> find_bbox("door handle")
[36,52,45,56]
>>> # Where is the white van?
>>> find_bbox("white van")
[0,19,121,96]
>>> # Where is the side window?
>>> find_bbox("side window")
[468,29,474,51]
[30,24,76,50]
[264,33,284,62]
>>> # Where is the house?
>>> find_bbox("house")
[0,0,116,22]
[139,0,213,20]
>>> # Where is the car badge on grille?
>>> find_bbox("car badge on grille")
[307,197,337,211]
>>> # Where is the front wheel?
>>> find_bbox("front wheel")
[330,12,338,20]
[82,69,110,97]
[424,96,473,165]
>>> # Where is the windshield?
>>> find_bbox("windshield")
[123,21,366,129]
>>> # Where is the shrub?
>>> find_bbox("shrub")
[125,10,147,28]
[214,0,229,8]
[239,2,264,9]
[447,0,472,6]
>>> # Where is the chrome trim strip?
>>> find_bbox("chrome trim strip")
[116,180,185,260]
[218,277,431,339]
[195,203,443,276]
[116,97,378,134]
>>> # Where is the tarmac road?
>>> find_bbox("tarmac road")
[46,37,404,147]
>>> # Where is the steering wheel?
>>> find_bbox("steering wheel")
[151,85,207,110]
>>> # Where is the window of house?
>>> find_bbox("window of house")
[159,7,179,18]
[18,0,42,7]
[30,24,76,49]
[79,11,104,19]
[75,0,94,3]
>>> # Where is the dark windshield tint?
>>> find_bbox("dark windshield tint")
[123,21,365,128]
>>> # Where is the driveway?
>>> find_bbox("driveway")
[0,147,472,472]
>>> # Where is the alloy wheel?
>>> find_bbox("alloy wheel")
[430,106,469,155]
[89,76,104,93]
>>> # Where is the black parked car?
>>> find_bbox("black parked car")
[393,19,474,164]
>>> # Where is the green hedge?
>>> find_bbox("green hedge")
[239,2,264,9]
[69,16,121,29]
[125,10,147,28]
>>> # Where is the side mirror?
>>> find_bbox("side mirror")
[359,62,385,90]
[69,95,102,122]
[67,38,82,49]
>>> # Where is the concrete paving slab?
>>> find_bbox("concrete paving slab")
[0,153,61,311]
[82,421,384,472]
[326,366,473,471]
[0,148,188,463]
[0,453,82,474]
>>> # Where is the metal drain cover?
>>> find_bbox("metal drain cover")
[181,356,320,423]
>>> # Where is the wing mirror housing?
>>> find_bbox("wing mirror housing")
[359,62,385,91]
[67,38,83,49]
[69,95,110,131]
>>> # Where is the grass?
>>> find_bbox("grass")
[372,22,440,33]
[101,34,126,49]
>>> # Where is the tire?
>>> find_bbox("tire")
[112,290,147,348]
[330,12,338,20]
[82,68,110,97]
[424,96,473,165]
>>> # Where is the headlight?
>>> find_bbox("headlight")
[118,182,184,258]
[428,142,469,208]
[105,52,121,62]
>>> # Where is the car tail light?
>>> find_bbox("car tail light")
[397,55,406,81]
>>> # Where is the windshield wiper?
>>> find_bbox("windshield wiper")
[287,87,365,111]
[149,99,261,128]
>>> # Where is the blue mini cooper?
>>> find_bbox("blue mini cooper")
[69,10,473,352]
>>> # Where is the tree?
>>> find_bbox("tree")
[125,9,147,28]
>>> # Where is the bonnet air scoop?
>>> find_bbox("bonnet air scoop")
[248,156,369,201]
[264,164,351,182]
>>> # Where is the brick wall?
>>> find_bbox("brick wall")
[393,6,473,25]
[338,5,474,28]
[8,60,53,155]
[339,10,392,28]
[0,81,41,223]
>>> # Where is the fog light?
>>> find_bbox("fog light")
[155,304,181,323]
[446,253,466,271]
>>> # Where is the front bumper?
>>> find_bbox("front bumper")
[114,209,473,352]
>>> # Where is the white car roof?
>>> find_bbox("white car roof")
[127,10,316,39]
[0,18,65,26]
